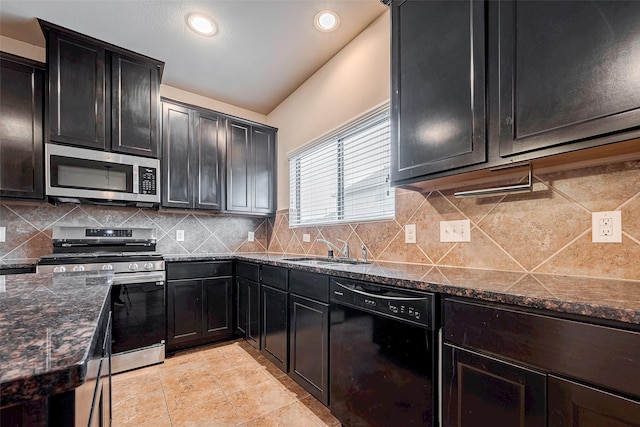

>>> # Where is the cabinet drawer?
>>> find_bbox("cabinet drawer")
[289,270,329,303]
[261,265,288,290]
[236,261,260,281]
[444,298,640,399]
[168,261,232,280]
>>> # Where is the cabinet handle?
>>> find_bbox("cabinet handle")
[454,162,532,198]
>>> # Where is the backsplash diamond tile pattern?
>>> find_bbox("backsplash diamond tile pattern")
[2,160,639,281]
[268,160,640,281]
[0,204,267,263]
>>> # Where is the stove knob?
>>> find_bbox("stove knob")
[73,265,85,272]
[53,266,66,273]
[102,264,114,271]
[144,262,154,270]
[129,263,139,271]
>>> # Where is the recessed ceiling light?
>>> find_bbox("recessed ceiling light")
[187,13,217,36]
[314,10,339,32]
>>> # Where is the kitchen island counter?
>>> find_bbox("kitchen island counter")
[0,271,112,407]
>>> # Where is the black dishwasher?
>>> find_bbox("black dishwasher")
[330,278,437,427]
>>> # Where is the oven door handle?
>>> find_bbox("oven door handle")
[112,272,165,285]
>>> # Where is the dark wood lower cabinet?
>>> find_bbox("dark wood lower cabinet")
[236,276,261,349]
[288,294,329,406]
[260,284,288,371]
[548,376,640,427]
[166,261,234,353]
[443,343,546,427]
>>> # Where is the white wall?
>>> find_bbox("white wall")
[267,11,391,211]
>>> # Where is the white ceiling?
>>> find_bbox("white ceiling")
[0,0,388,114]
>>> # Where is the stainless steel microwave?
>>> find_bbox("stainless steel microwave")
[45,144,161,206]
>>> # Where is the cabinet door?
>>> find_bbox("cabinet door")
[227,121,251,212]
[47,30,106,149]
[202,277,233,340]
[260,284,288,371]
[498,1,640,157]
[0,56,44,199]
[549,376,640,427]
[251,127,275,214]
[162,102,192,208]
[443,344,546,427]
[246,279,261,349]
[167,280,202,346]
[390,0,486,183]
[111,53,160,158]
[235,277,248,336]
[193,110,224,210]
[289,294,329,405]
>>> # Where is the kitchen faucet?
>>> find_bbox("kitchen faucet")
[316,238,349,259]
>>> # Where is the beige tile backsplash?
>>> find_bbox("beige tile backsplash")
[267,160,640,281]
[1,160,639,281]
[0,203,267,262]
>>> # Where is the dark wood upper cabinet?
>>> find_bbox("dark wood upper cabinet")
[161,99,224,211]
[46,29,106,150]
[226,120,276,215]
[194,110,224,210]
[498,1,640,158]
[162,101,191,208]
[390,0,486,184]
[111,52,160,157]
[40,20,163,157]
[0,54,45,200]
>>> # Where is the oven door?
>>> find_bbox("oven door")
[110,272,165,373]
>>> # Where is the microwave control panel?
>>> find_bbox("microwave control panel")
[139,167,157,195]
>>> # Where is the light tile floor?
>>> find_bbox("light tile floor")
[111,339,341,427]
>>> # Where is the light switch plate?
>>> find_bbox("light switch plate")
[592,211,622,243]
[440,219,471,242]
[303,233,311,243]
[0,227,5,243]
[176,230,185,242]
[247,231,255,242]
[405,224,417,243]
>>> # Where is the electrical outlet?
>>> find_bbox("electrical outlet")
[176,229,185,242]
[303,233,311,243]
[592,211,622,243]
[247,231,255,242]
[0,227,5,243]
[440,219,471,242]
[405,224,417,243]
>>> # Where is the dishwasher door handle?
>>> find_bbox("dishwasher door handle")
[333,281,430,301]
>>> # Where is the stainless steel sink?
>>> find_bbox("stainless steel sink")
[283,257,370,265]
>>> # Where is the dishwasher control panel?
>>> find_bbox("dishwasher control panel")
[330,278,433,329]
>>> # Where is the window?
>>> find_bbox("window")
[289,106,394,227]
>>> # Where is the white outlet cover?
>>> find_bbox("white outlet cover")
[302,233,311,243]
[176,230,185,242]
[440,219,471,243]
[592,211,622,243]
[405,224,417,243]
[0,227,5,243]
[247,231,255,242]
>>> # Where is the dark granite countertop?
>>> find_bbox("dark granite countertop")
[0,271,112,407]
[234,254,640,327]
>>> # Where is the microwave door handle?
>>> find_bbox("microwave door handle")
[133,164,139,194]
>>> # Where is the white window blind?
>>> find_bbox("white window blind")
[289,107,394,227]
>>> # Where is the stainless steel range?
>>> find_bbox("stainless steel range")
[37,226,166,373]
